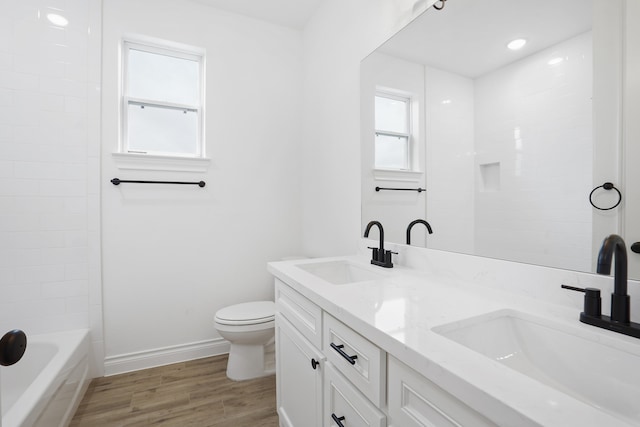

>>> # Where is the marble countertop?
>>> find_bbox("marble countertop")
[268,255,640,427]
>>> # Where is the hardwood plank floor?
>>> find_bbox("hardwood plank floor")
[71,354,278,427]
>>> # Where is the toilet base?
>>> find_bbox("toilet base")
[226,343,275,381]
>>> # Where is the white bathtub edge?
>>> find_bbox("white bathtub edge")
[3,329,90,427]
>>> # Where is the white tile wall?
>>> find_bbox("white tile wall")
[1,0,102,373]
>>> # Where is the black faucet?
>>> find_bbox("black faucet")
[597,234,629,323]
[364,221,395,268]
[406,219,433,245]
[562,234,640,338]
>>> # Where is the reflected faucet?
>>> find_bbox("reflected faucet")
[406,219,433,245]
[364,221,395,268]
[562,234,640,339]
[597,234,629,323]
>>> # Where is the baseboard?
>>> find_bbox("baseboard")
[104,338,230,376]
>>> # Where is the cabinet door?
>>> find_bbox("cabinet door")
[276,313,324,427]
[388,356,498,427]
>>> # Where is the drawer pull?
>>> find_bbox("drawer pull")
[330,343,357,365]
[311,358,319,370]
[331,414,346,427]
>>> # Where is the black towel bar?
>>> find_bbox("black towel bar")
[375,186,425,193]
[111,178,206,187]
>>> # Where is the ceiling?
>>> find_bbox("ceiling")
[377,0,593,78]
[191,0,324,30]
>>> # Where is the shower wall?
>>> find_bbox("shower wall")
[0,0,103,374]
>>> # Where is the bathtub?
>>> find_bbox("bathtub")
[1,329,91,427]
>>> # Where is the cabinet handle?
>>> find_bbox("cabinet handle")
[331,414,346,427]
[311,358,319,370]
[330,343,357,365]
[631,242,640,254]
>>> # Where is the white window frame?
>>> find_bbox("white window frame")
[374,91,412,171]
[121,40,206,159]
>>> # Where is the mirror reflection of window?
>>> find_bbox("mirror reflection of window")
[374,93,410,170]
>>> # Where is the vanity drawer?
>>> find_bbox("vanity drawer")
[388,356,498,427]
[323,313,385,407]
[275,279,322,349]
[325,362,386,427]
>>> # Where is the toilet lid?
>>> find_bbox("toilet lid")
[215,301,275,325]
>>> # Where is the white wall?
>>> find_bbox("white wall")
[0,0,103,373]
[101,0,304,373]
[301,0,434,257]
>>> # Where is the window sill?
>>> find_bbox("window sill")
[112,152,211,173]
[373,169,423,182]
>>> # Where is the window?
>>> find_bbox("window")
[374,93,411,170]
[122,40,204,158]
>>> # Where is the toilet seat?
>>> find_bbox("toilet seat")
[214,301,275,326]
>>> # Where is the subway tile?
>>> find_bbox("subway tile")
[64,197,87,214]
[0,161,14,178]
[0,212,40,232]
[0,266,15,283]
[15,264,65,284]
[65,262,88,280]
[64,230,88,247]
[42,279,88,299]
[40,212,87,231]
[66,295,89,313]
[40,246,88,265]
[39,179,87,197]
[3,283,41,302]
[13,248,42,267]
[0,88,12,106]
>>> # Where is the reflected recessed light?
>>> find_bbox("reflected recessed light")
[441,99,452,105]
[507,39,527,51]
[47,13,69,27]
[548,57,564,65]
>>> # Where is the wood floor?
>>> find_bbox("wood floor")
[70,354,278,427]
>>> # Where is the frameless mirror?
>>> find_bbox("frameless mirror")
[361,0,632,277]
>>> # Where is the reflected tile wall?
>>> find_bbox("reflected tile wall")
[474,32,593,272]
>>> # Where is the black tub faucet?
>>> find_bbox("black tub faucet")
[364,221,395,268]
[597,234,629,323]
[406,219,433,245]
[562,234,640,338]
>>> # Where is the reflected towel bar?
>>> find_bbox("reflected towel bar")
[111,178,206,187]
[375,186,425,193]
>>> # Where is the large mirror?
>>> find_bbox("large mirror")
[361,0,635,277]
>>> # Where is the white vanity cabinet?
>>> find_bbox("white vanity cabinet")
[275,276,494,427]
[275,279,324,427]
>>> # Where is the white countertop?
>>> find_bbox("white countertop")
[268,255,640,427]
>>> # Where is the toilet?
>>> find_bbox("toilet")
[214,300,275,381]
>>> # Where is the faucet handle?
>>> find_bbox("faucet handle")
[561,284,602,317]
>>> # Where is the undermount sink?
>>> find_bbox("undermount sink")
[295,260,387,285]
[433,310,640,424]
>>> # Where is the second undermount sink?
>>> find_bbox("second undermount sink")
[433,310,640,425]
[295,260,387,285]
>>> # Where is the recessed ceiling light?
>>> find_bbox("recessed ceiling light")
[47,13,69,27]
[507,39,527,51]
[548,57,564,65]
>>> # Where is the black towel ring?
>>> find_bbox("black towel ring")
[589,182,622,210]
[433,0,447,10]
